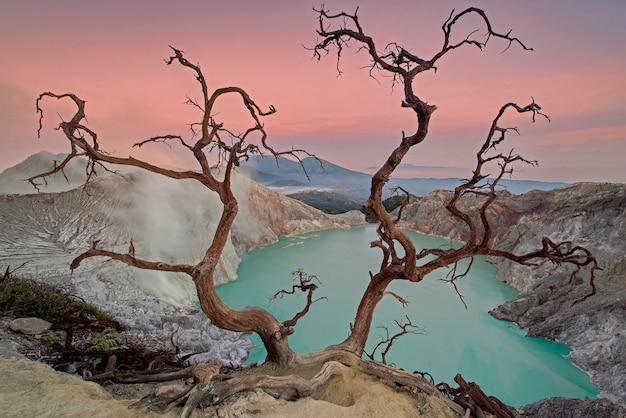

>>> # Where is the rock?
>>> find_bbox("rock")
[9,317,51,335]
[0,339,20,359]
[516,397,626,418]
[0,356,172,418]
[329,210,368,227]
[398,182,626,406]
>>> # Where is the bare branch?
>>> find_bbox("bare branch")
[318,7,597,358]
[32,47,319,366]
[270,269,327,330]
[445,100,548,249]
[2,262,31,281]
[438,7,532,59]
[364,316,426,364]
[133,134,192,151]
[70,242,194,275]
[383,291,410,308]
[439,258,475,309]
[497,239,599,305]
[389,185,413,224]
[438,374,516,418]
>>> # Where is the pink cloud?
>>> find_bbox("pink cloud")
[1,1,625,184]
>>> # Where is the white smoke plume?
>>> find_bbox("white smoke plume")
[107,169,242,307]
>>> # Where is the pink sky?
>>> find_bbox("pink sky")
[1,0,625,183]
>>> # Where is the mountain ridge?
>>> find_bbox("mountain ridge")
[0,152,570,198]
[238,155,568,199]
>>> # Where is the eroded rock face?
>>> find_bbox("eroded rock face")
[397,182,626,406]
[0,166,363,367]
[0,169,358,312]
[516,397,626,418]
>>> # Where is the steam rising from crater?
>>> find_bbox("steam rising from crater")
[0,153,358,313]
[109,169,243,307]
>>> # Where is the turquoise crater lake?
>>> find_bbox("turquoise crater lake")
[215,226,599,407]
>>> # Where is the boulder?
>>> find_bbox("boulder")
[516,397,626,418]
[9,317,52,335]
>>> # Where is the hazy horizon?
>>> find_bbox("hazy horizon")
[0,150,584,188]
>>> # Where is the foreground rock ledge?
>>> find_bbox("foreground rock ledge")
[0,355,460,418]
[0,357,163,418]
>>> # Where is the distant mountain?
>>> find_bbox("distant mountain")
[286,190,364,214]
[3,152,567,199]
[237,156,372,198]
[239,155,568,199]
[0,152,154,195]
[0,152,92,194]
[394,177,568,197]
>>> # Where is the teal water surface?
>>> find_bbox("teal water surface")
[215,226,599,407]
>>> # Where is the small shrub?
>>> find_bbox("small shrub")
[86,327,128,370]
[85,327,127,353]
[41,330,67,345]
[91,357,103,370]
[0,275,110,321]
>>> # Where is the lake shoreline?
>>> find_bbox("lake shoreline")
[217,226,599,407]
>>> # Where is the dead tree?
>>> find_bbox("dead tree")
[312,5,598,358]
[33,47,316,367]
[31,7,597,417]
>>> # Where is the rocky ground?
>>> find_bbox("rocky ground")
[397,182,626,407]
[0,316,460,418]
[2,315,624,417]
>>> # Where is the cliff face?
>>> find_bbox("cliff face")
[397,182,626,406]
[0,169,364,317]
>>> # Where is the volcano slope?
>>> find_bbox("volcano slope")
[396,182,626,406]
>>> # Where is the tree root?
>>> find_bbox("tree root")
[209,360,348,403]
[123,351,501,417]
[126,361,353,416]
[127,361,221,417]
[85,366,193,383]
[438,374,515,418]
[128,384,192,412]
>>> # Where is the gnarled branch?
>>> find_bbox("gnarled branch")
[270,269,327,330]
[315,7,597,359]
[34,47,309,367]
[364,315,426,364]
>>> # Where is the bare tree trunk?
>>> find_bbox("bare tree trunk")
[313,5,598,359]
[194,265,295,365]
[32,48,304,366]
[330,269,396,355]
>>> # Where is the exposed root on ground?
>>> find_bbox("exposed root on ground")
[113,350,513,418]
[4,310,513,417]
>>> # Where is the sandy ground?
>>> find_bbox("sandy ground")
[0,353,461,418]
